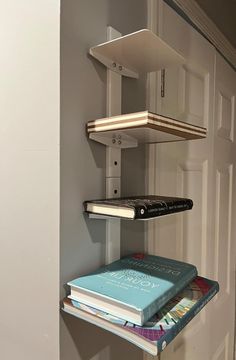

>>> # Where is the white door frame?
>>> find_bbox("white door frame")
[166,0,236,69]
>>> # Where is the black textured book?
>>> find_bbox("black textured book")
[84,195,193,220]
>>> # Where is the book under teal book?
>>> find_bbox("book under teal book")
[68,253,197,325]
[63,276,219,355]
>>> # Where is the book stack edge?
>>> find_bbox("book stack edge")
[62,254,219,355]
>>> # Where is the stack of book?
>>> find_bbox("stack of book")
[62,253,219,355]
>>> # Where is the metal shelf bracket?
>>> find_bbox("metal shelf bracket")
[105,27,122,264]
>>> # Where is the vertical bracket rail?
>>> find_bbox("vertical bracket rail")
[106,27,122,264]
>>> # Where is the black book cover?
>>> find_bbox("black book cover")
[84,195,193,219]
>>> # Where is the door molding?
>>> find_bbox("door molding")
[148,0,236,69]
[168,0,236,69]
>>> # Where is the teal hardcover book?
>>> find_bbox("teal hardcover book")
[64,276,219,355]
[68,254,197,325]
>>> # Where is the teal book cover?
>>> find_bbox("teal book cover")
[63,277,219,355]
[68,253,197,325]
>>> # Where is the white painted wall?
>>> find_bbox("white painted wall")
[0,1,60,360]
[0,0,147,358]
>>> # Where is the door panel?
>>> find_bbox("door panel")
[214,165,232,302]
[179,65,206,127]
[212,335,229,360]
[177,159,208,273]
[217,91,234,141]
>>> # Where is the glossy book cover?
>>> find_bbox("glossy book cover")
[68,253,197,325]
[63,276,219,355]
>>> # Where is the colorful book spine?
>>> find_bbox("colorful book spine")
[141,268,198,324]
[153,277,219,353]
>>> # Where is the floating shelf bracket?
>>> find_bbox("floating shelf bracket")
[105,27,122,264]
[89,131,138,148]
[89,50,139,78]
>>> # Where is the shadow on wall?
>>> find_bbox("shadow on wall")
[108,0,146,35]
[61,312,143,360]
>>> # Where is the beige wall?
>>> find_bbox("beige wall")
[60,0,147,359]
[0,1,60,360]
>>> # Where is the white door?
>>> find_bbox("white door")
[146,1,236,359]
